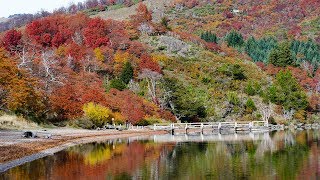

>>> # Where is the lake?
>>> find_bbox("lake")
[1,130,320,179]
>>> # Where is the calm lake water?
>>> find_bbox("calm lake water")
[1,130,320,180]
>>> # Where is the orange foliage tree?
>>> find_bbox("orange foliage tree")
[0,48,45,119]
[50,72,106,120]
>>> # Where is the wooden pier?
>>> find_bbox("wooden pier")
[152,121,269,135]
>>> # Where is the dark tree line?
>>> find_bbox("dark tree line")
[244,35,320,70]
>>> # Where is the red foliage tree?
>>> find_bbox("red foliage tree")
[82,18,110,48]
[127,41,145,57]
[2,29,22,51]
[50,72,106,120]
[130,3,152,25]
[25,15,72,47]
[105,89,174,124]
[139,54,161,73]
[105,89,147,124]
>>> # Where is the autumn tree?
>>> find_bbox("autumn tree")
[105,89,149,124]
[139,54,161,73]
[26,15,72,47]
[83,18,110,48]
[50,73,106,120]
[2,29,22,52]
[0,48,45,120]
[130,3,152,25]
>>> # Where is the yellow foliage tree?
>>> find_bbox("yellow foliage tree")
[151,54,169,63]
[94,48,104,62]
[83,102,113,126]
[113,51,131,75]
[112,112,125,124]
[55,45,66,57]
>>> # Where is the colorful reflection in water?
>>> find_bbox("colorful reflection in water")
[1,130,320,180]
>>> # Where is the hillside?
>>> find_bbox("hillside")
[0,1,319,127]
[93,0,173,21]
[167,0,320,42]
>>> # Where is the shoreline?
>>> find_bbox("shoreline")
[0,129,167,173]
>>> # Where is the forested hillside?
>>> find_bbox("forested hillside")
[0,0,319,127]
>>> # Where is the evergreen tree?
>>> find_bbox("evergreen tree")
[120,62,134,84]
[245,36,277,63]
[290,39,320,70]
[200,31,218,43]
[110,79,126,91]
[268,42,294,67]
[225,30,244,47]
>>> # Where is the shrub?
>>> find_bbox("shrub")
[219,64,246,80]
[227,92,240,105]
[83,102,113,127]
[245,82,255,96]
[245,81,261,96]
[72,117,95,129]
[113,112,125,124]
[201,77,211,84]
[140,116,162,125]
[269,116,277,125]
[294,110,306,122]
[245,98,257,114]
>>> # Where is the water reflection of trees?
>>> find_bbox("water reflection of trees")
[1,140,174,180]
[160,130,319,179]
[1,130,319,179]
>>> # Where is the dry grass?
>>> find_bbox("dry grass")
[0,114,39,130]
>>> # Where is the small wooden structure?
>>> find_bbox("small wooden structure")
[152,121,268,135]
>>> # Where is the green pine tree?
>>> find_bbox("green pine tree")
[268,42,294,67]
[120,62,134,84]
[225,30,244,47]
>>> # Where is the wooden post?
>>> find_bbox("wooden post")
[201,123,204,134]
[264,120,268,127]
[171,124,175,135]
[185,124,188,134]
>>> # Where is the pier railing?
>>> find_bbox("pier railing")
[152,121,268,134]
